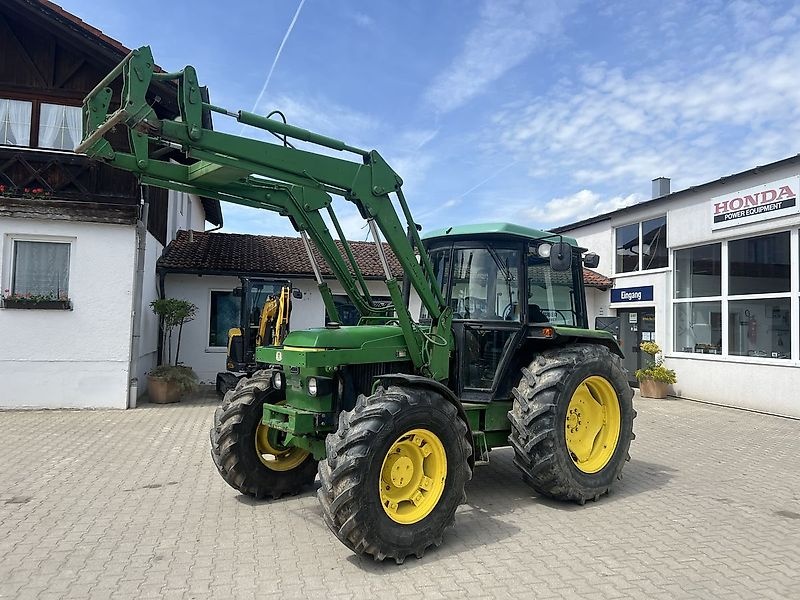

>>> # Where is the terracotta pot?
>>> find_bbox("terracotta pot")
[147,375,182,404]
[638,378,669,399]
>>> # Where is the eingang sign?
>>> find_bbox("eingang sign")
[711,176,799,230]
[611,285,653,303]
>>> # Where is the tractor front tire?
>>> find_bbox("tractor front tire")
[509,344,635,504]
[318,385,471,564]
[210,370,318,499]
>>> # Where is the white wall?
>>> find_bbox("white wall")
[167,191,207,244]
[163,273,420,384]
[133,230,163,396]
[0,218,136,408]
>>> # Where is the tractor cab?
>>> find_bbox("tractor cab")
[422,223,592,402]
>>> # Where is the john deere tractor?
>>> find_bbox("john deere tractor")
[79,47,635,564]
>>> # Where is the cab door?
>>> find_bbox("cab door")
[448,242,524,402]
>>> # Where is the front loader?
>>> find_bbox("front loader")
[78,46,635,564]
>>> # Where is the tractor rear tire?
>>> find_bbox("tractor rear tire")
[210,370,318,499]
[318,385,471,564]
[508,344,635,504]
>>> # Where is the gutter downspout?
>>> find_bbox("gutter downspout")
[128,193,149,409]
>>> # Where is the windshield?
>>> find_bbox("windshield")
[527,250,578,326]
[450,246,520,321]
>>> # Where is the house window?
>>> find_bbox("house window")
[0,98,33,147]
[11,240,70,298]
[615,216,668,273]
[326,294,392,326]
[38,103,82,151]
[209,291,240,347]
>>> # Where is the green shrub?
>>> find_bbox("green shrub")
[149,364,199,394]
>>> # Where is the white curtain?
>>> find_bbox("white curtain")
[38,103,64,149]
[13,241,70,298]
[0,100,9,144]
[7,100,32,146]
[64,106,82,151]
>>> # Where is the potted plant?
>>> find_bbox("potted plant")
[148,298,198,403]
[2,289,71,310]
[635,341,676,399]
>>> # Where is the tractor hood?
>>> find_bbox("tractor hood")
[282,325,406,350]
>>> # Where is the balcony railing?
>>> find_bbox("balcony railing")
[0,146,138,204]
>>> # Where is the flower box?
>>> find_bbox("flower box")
[1,299,72,310]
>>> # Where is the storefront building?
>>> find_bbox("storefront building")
[555,156,800,418]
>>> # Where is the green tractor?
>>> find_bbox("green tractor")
[78,47,635,564]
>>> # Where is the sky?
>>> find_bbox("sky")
[58,0,800,239]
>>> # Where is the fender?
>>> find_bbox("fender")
[376,373,475,470]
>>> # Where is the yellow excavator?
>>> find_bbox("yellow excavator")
[215,278,295,395]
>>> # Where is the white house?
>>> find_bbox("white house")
[0,0,223,409]
[555,156,800,418]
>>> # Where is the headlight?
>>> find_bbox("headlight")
[272,371,283,390]
[307,377,318,397]
[538,243,552,258]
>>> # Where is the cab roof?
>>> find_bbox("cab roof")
[422,222,578,246]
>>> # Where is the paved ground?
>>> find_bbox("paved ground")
[1,390,799,600]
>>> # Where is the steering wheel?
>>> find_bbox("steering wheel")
[546,309,570,325]
[502,302,517,320]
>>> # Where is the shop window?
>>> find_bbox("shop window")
[209,291,240,347]
[11,240,70,299]
[615,216,668,274]
[728,232,790,295]
[674,243,721,298]
[38,103,82,151]
[672,232,793,361]
[326,295,392,326]
[674,301,722,355]
[0,98,32,147]
[728,299,791,360]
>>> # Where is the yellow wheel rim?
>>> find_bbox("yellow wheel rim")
[379,428,447,524]
[565,376,621,474]
[254,407,309,472]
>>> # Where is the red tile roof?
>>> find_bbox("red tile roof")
[583,268,613,289]
[158,230,403,279]
[159,230,613,289]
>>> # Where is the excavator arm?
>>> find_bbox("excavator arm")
[78,46,451,378]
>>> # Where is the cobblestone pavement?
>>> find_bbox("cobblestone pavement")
[1,390,799,599]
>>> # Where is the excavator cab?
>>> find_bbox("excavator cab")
[216,277,292,395]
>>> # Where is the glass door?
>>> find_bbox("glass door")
[617,308,656,385]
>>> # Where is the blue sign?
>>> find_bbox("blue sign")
[611,285,653,303]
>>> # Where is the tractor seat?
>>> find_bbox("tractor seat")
[528,304,549,324]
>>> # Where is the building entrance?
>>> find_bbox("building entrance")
[617,308,656,386]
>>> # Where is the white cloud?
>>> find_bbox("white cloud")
[523,189,643,225]
[425,0,578,113]
[350,12,374,29]
[492,3,800,196]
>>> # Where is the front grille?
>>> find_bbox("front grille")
[347,361,413,400]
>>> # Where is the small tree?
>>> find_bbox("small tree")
[150,298,197,366]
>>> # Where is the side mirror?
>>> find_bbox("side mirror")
[549,242,573,271]
[583,253,600,268]
[292,288,303,299]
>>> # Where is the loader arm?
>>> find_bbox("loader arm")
[77,46,451,378]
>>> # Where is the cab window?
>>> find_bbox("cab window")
[451,246,520,321]
[527,247,578,326]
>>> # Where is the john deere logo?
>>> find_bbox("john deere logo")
[275,351,282,362]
